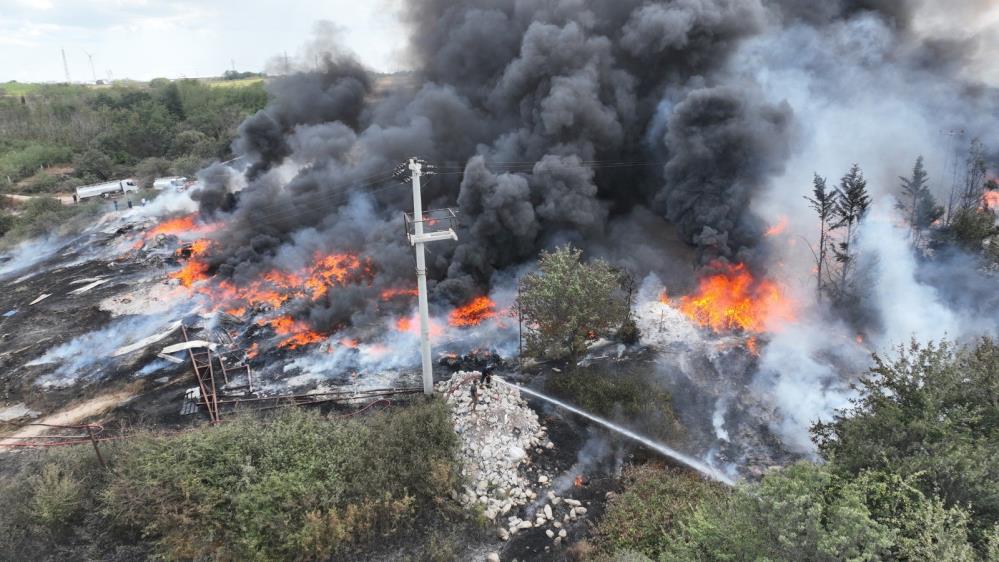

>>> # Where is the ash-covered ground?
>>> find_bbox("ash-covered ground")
[0,192,802,483]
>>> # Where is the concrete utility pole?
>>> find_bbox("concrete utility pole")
[398,158,458,394]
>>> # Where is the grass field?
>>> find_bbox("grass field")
[0,77,262,97]
[204,77,265,88]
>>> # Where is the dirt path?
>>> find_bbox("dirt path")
[5,193,75,205]
[0,389,135,450]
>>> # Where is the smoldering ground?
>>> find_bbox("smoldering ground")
[185,0,997,457]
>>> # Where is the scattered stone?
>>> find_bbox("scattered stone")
[439,371,546,523]
[497,528,509,541]
[559,529,567,538]
[564,498,581,507]
[543,504,553,520]
[545,441,554,449]
[487,553,500,562]
[538,475,549,484]
[517,520,533,530]
[546,529,555,539]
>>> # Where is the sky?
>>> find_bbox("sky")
[1,0,997,84]
[0,0,408,83]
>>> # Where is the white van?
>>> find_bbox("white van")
[152,176,188,191]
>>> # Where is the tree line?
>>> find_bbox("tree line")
[0,78,266,194]
[806,139,998,316]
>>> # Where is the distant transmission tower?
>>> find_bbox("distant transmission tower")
[82,49,97,83]
[61,48,71,83]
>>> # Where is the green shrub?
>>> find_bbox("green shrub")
[28,464,85,527]
[0,142,72,182]
[594,465,724,559]
[545,368,682,442]
[813,339,999,548]
[102,400,459,560]
[659,462,978,562]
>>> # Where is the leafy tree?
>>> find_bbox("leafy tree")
[813,339,999,548]
[663,462,895,561]
[156,82,185,121]
[170,129,215,158]
[517,244,629,361]
[805,173,837,301]
[896,156,942,242]
[661,462,977,562]
[72,148,114,181]
[831,164,871,300]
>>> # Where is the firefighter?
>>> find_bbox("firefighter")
[480,364,493,389]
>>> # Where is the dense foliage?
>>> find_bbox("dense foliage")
[813,338,999,547]
[545,366,683,443]
[594,339,999,561]
[0,401,464,561]
[517,244,630,361]
[0,79,266,191]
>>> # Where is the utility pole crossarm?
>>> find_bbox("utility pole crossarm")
[398,158,459,395]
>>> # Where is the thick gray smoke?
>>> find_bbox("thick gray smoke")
[193,0,996,343]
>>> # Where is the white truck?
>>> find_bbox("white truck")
[152,176,189,191]
[75,179,139,201]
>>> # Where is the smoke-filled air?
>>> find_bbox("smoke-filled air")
[2,1,998,559]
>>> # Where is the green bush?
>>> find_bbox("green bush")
[20,172,60,194]
[813,339,999,547]
[660,462,977,562]
[101,400,459,560]
[595,465,724,559]
[545,368,682,442]
[28,464,86,528]
[0,142,72,183]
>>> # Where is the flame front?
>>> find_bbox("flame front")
[261,315,326,349]
[764,216,789,237]
[448,296,498,327]
[679,262,794,334]
[135,213,221,248]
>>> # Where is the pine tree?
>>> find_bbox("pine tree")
[804,173,837,301]
[896,156,943,244]
[833,164,871,293]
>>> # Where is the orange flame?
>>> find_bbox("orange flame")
[983,191,999,211]
[658,290,670,304]
[764,216,789,237]
[746,336,759,356]
[261,315,326,349]
[135,214,221,248]
[679,262,794,334]
[448,296,497,327]
[396,317,413,332]
[380,287,419,300]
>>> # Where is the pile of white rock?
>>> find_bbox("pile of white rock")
[439,371,591,546]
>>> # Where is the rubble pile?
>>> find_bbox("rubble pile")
[440,372,592,546]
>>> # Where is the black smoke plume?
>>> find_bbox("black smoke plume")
[193,0,994,335]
